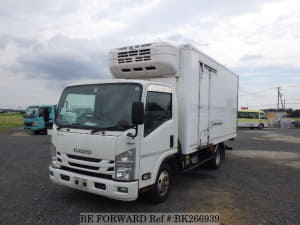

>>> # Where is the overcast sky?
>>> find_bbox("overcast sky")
[0,0,300,109]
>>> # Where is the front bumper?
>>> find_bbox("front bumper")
[24,126,40,131]
[49,166,138,201]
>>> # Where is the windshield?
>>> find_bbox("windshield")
[55,83,142,131]
[24,107,38,117]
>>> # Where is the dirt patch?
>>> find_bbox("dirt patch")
[231,150,300,169]
[0,127,24,136]
[207,193,250,225]
[11,131,31,136]
[252,133,300,144]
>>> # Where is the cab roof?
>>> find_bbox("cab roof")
[66,79,172,89]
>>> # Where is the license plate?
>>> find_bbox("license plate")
[74,177,87,187]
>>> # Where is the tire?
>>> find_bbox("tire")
[221,145,226,160]
[148,164,172,203]
[207,145,221,169]
[258,123,264,130]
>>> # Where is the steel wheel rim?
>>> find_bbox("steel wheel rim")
[157,170,169,197]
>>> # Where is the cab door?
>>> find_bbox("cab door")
[139,85,177,188]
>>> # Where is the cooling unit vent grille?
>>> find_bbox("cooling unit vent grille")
[117,49,151,64]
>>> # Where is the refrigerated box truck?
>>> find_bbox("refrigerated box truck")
[49,42,238,202]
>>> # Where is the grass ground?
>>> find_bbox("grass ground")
[0,113,23,131]
[289,117,300,122]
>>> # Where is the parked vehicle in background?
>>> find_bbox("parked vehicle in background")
[23,105,56,133]
[49,42,238,202]
[238,109,267,129]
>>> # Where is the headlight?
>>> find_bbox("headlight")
[115,148,136,181]
[32,121,38,127]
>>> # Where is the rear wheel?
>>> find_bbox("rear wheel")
[207,145,222,169]
[149,164,171,203]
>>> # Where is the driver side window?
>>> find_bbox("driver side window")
[58,94,95,124]
[144,91,172,137]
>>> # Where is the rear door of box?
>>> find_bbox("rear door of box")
[198,63,210,146]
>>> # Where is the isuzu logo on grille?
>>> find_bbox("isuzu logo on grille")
[73,148,92,155]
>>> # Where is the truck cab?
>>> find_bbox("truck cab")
[23,105,56,133]
[50,80,177,201]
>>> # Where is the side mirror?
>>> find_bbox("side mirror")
[132,102,144,125]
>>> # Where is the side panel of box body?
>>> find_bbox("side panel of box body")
[176,47,201,155]
[208,64,238,144]
[178,45,238,155]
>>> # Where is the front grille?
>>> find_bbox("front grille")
[61,153,115,174]
[24,122,33,126]
[66,154,101,163]
[118,48,151,64]
[68,162,99,170]
[61,166,113,179]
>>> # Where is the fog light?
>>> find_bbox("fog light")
[95,182,106,190]
[61,174,70,181]
[117,187,128,193]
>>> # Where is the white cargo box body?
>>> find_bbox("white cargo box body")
[109,42,238,155]
[177,45,238,155]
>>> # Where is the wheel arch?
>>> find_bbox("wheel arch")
[150,150,177,186]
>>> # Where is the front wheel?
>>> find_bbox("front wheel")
[258,123,264,130]
[149,164,172,203]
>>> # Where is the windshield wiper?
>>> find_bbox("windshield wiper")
[56,123,93,131]
[56,124,123,133]
[90,126,119,134]
[56,124,68,131]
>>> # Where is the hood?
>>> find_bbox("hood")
[52,130,118,160]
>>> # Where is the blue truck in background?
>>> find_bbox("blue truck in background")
[23,105,56,134]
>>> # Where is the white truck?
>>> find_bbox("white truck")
[49,42,238,202]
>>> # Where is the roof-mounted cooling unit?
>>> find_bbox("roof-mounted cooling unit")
[109,42,179,79]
